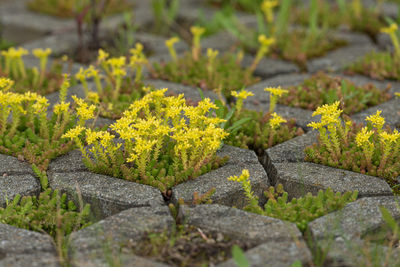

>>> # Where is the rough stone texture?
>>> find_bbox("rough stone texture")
[264,131,393,198]
[68,206,173,267]
[241,55,299,79]
[316,237,400,267]
[0,174,41,207]
[0,223,59,267]
[49,171,165,219]
[180,205,312,267]
[172,145,270,208]
[218,240,312,267]
[307,196,400,266]
[0,154,34,176]
[309,196,400,241]
[48,150,88,173]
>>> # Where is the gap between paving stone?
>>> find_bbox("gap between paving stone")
[48,144,270,219]
[263,131,394,198]
[0,223,59,267]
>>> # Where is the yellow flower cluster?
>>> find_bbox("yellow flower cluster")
[190,26,206,61]
[249,35,275,73]
[0,78,14,91]
[264,86,288,112]
[231,89,254,100]
[261,0,278,23]
[227,169,255,200]
[165,37,180,62]
[366,110,385,132]
[71,88,228,179]
[72,95,96,125]
[269,112,287,129]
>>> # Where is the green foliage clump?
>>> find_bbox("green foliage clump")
[293,1,384,40]
[218,88,303,154]
[76,45,151,119]
[0,189,91,238]
[63,89,229,194]
[279,72,392,115]
[228,169,358,232]
[0,76,94,171]
[150,27,263,98]
[305,102,400,193]
[0,47,72,95]
[27,0,131,18]
[347,51,400,81]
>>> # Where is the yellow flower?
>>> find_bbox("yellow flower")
[62,126,85,140]
[165,37,180,48]
[190,26,206,37]
[87,92,100,104]
[395,92,400,97]
[381,23,398,34]
[32,48,52,58]
[107,57,126,68]
[53,101,70,115]
[73,95,96,121]
[258,34,276,47]
[365,110,385,131]
[75,67,87,81]
[228,169,250,183]
[207,48,219,60]
[231,89,254,100]
[0,78,14,91]
[269,112,287,129]
[355,127,374,147]
[264,86,288,97]
[312,101,341,117]
[98,49,109,62]
[31,96,49,114]
[380,129,400,144]
[307,121,324,130]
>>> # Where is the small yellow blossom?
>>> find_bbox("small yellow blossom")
[261,0,278,23]
[264,86,288,97]
[0,78,14,91]
[32,48,52,58]
[53,101,70,115]
[366,110,385,131]
[98,49,109,62]
[380,129,400,144]
[190,26,206,37]
[87,92,100,104]
[62,126,85,139]
[165,37,180,48]
[228,169,250,183]
[269,112,287,129]
[258,34,276,47]
[231,89,254,100]
[381,23,398,34]
[312,101,341,117]
[395,92,400,97]
[355,127,374,147]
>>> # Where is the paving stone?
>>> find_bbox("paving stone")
[68,206,173,267]
[0,223,59,267]
[172,145,270,208]
[180,205,312,267]
[218,240,312,267]
[315,237,400,267]
[241,55,299,79]
[49,171,165,219]
[264,131,394,198]
[309,196,400,241]
[0,153,34,176]
[0,174,41,207]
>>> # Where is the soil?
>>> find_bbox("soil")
[125,224,256,266]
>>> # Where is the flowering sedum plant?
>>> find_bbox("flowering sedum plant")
[219,88,303,155]
[0,47,72,95]
[150,27,266,98]
[348,23,400,81]
[75,45,151,119]
[279,72,392,115]
[0,76,95,171]
[63,89,229,194]
[228,169,358,232]
[305,102,400,192]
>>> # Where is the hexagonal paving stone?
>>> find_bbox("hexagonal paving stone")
[48,145,270,218]
[0,154,40,207]
[308,196,400,266]
[68,204,312,267]
[263,131,393,198]
[0,223,59,267]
